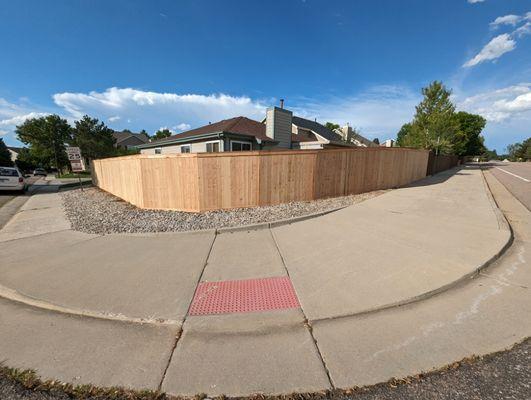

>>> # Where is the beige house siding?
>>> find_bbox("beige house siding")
[140,139,224,155]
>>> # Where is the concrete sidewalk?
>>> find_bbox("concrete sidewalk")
[0,166,526,397]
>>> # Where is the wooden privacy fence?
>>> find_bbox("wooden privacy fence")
[92,148,430,212]
[426,152,460,176]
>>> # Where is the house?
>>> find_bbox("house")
[112,130,150,150]
[7,146,23,162]
[138,104,375,154]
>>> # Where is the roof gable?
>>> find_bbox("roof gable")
[147,116,273,147]
[291,116,344,142]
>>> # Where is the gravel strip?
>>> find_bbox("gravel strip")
[60,187,387,234]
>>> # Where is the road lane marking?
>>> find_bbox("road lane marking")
[495,167,531,183]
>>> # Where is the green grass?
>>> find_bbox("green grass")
[57,171,91,179]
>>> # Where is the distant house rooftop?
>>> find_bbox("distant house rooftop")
[112,130,149,149]
[138,104,375,154]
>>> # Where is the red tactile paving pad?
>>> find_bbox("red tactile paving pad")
[188,276,300,315]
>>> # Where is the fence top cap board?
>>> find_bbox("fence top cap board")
[93,147,430,162]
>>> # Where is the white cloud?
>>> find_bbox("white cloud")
[108,115,121,122]
[175,123,191,131]
[53,87,267,133]
[0,112,49,126]
[468,0,485,3]
[292,85,420,140]
[458,83,531,122]
[0,98,53,145]
[514,21,531,37]
[463,34,516,67]
[490,15,522,28]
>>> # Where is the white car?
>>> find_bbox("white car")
[0,166,25,193]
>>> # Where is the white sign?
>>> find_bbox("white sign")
[70,159,86,172]
[66,147,85,172]
[66,146,81,161]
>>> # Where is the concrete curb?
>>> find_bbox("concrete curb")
[0,283,183,327]
[0,169,514,330]
[311,168,514,324]
[216,206,347,234]
[57,180,93,190]
[0,195,30,230]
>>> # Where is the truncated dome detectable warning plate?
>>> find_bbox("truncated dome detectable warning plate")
[189,276,300,315]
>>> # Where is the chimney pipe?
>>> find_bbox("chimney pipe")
[280,99,284,109]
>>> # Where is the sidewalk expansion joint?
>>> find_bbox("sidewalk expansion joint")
[269,227,335,390]
[157,232,217,392]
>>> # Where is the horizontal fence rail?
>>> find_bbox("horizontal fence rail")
[92,148,431,212]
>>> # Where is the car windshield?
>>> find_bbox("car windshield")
[0,168,19,177]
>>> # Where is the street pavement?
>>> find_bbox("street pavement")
[487,161,531,210]
[0,166,528,397]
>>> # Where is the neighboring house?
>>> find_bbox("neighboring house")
[380,139,395,147]
[139,105,375,155]
[334,125,379,148]
[113,131,150,149]
[7,146,23,162]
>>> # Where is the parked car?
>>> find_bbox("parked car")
[33,168,47,176]
[0,166,25,193]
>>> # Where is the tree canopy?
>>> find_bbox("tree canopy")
[395,81,488,157]
[452,111,486,157]
[71,115,116,160]
[152,128,172,141]
[0,138,14,167]
[325,122,340,132]
[506,138,531,161]
[16,114,71,170]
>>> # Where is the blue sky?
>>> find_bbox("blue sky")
[1,0,530,153]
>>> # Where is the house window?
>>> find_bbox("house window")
[154,148,162,154]
[230,141,252,151]
[181,145,191,153]
[206,142,220,153]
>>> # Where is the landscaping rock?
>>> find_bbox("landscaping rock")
[60,187,387,234]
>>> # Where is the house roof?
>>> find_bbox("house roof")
[112,131,149,145]
[291,116,345,143]
[144,117,274,147]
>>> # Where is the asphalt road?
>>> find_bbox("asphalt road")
[488,162,531,210]
[0,176,41,207]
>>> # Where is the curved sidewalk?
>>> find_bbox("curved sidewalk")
[0,166,526,397]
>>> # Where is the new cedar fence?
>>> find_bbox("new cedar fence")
[426,153,460,176]
[92,148,430,212]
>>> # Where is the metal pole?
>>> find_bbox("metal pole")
[78,172,83,191]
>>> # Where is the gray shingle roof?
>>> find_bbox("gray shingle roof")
[291,116,345,142]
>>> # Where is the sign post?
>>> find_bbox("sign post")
[65,147,85,191]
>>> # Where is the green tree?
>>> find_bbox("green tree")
[325,122,340,132]
[396,123,412,147]
[507,138,531,161]
[0,138,13,167]
[452,112,486,156]
[152,128,172,141]
[71,115,116,160]
[16,114,71,170]
[482,148,499,161]
[14,147,38,172]
[409,81,457,154]
[372,138,380,145]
